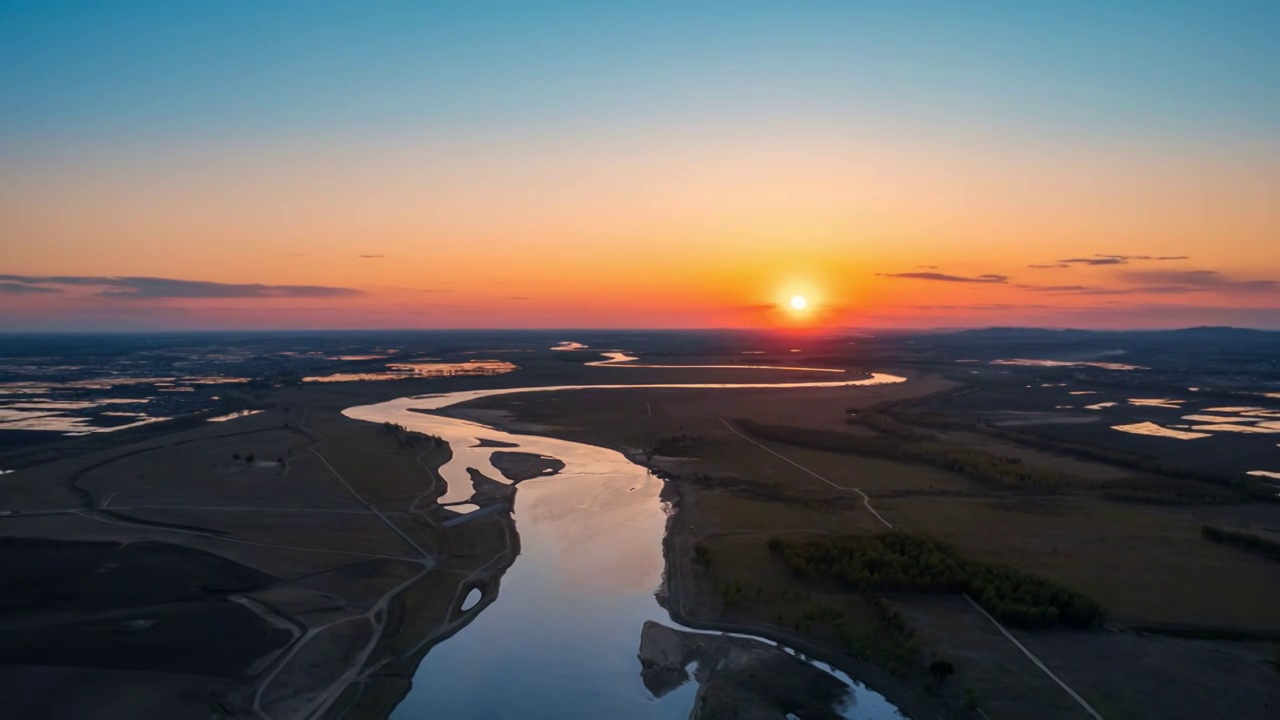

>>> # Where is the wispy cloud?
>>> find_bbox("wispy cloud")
[0,282,62,295]
[1058,256,1127,266]
[877,272,1008,284]
[899,303,1055,311]
[1027,263,1070,269]
[1017,284,1096,293]
[357,254,385,259]
[1052,254,1191,267]
[1018,269,1280,297]
[1118,269,1279,295]
[0,275,363,299]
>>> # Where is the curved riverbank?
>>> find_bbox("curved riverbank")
[342,372,913,718]
[441,406,940,717]
[658,478,943,720]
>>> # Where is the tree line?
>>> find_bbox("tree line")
[381,422,444,448]
[1202,525,1280,562]
[770,531,1106,629]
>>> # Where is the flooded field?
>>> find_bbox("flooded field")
[303,360,517,382]
[991,358,1147,371]
[921,377,1280,481]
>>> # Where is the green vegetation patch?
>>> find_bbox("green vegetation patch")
[771,531,1106,629]
[1202,525,1280,562]
[382,422,444,448]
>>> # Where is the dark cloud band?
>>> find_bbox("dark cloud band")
[877,272,1008,284]
[0,275,364,299]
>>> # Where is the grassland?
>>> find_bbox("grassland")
[5,346,1279,720]
[458,368,1280,720]
[0,379,520,720]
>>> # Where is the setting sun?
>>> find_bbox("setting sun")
[789,295,808,311]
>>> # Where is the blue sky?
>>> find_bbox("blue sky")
[3,1,1278,147]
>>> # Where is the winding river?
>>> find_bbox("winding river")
[344,370,910,719]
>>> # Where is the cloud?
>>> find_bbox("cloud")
[1117,270,1279,295]
[1058,256,1127,266]
[0,282,62,295]
[899,303,1055,311]
[1052,254,1191,267]
[877,272,1008,284]
[1017,269,1280,297]
[1027,263,1070,269]
[505,296,532,301]
[1018,283,1199,296]
[916,265,939,269]
[1017,284,1096,293]
[0,275,363,299]
[357,254,385,259]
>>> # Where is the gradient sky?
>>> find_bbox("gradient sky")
[2,1,1278,330]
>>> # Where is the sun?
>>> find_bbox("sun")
[789,295,808,311]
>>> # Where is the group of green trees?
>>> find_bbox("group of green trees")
[382,422,443,448]
[738,419,1076,490]
[771,532,1106,629]
[827,595,918,676]
[1202,525,1280,562]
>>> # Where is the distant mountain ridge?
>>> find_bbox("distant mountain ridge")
[947,326,1277,339]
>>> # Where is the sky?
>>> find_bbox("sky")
[2,1,1278,331]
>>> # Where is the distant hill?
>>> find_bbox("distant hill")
[947,326,1276,339]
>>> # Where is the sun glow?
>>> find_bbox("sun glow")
[789,295,808,311]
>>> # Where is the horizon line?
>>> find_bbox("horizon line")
[1,325,1276,336]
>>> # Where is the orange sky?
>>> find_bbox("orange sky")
[3,125,1277,330]
[2,4,1278,330]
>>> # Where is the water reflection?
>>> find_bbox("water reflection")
[303,360,517,383]
[344,373,909,719]
[586,351,847,373]
[638,620,860,718]
[1110,422,1210,440]
[990,358,1145,371]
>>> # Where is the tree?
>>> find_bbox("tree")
[246,453,256,464]
[929,660,954,685]
[694,544,712,569]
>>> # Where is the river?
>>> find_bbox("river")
[343,372,911,719]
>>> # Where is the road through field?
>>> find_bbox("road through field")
[718,417,1104,720]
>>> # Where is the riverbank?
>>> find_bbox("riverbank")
[656,471,947,720]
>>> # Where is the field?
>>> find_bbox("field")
[0,379,518,719]
[456,365,1280,720]
[4,330,1280,719]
